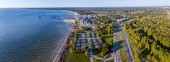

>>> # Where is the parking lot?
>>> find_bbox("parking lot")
[75,31,102,49]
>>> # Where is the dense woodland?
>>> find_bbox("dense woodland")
[125,8,170,62]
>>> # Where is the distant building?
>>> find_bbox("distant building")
[64,19,76,24]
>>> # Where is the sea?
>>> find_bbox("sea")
[0,8,74,62]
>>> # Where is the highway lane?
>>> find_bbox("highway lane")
[120,23,146,62]
[112,18,134,62]
[113,21,122,62]
[121,29,135,62]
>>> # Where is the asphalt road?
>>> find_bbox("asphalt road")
[86,31,94,62]
[113,21,122,62]
[83,17,135,62]
[113,18,134,62]
[85,18,134,62]
[121,28,135,62]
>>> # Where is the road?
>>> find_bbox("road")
[113,19,134,62]
[86,31,115,62]
[86,31,94,62]
[112,17,134,62]
[85,19,122,62]
[121,28,135,62]
[83,17,123,62]
[113,21,122,62]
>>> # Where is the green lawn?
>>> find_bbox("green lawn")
[123,25,142,62]
[120,42,129,62]
[92,49,105,57]
[116,29,128,62]
[65,30,90,62]
[93,58,103,62]
[93,34,113,57]
[65,51,90,62]
[104,34,113,50]
[104,35,113,46]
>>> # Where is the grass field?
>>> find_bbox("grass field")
[116,30,129,62]
[104,34,113,46]
[65,51,90,62]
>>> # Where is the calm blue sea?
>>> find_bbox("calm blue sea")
[0,8,73,62]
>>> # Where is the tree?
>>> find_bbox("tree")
[107,24,112,34]
[125,9,170,62]
[69,48,73,53]
[70,40,73,46]
[101,43,108,55]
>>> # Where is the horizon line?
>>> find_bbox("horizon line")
[0,6,170,8]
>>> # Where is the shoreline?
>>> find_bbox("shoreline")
[54,11,79,62]
[53,24,73,62]
[63,11,79,23]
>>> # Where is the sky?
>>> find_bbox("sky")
[0,0,170,8]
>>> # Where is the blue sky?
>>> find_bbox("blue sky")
[0,0,169,8]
